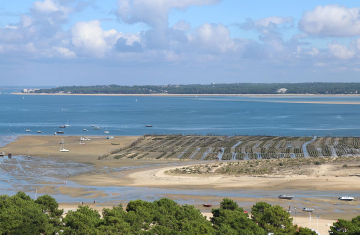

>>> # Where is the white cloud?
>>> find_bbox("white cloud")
[5,25,18,29]
[52,46,76,58]
[299,5,360,37]
[307,47,319,56]
[328,42,355,60]
[71,20,141,57]
[117,0,221,27]
[190,23,237,53]
[254,16,293,28]
[32,0,70,14]
[71,20,109,57]
[21,15,33,28]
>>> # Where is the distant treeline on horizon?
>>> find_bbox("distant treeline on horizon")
[33,83,360,94]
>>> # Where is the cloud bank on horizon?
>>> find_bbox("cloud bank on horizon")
[1,0,360,85]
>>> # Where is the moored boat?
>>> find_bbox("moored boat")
[145,125,153,127]
[278,195,294,200]
[37,130,42,133]
[0,151,5,156]
[59,125,66,128]
[56,131,64,134]
[339,196,354,201]
[202,204,212,207]
[302,208,314,212]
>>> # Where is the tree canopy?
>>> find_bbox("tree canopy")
[0,192,356,235]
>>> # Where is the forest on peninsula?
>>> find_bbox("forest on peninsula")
[32,83,360,95]
[1,192,359,234]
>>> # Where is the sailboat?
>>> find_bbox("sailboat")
[65,119,70,127]
[60,139,70,152]
[103,125,109,134]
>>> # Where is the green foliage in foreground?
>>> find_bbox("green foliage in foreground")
[0,192,354,235]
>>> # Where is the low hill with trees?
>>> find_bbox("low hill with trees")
[32,83,360,95]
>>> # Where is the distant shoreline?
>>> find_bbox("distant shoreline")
[12,92,360,97]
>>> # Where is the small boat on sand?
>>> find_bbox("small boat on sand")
[302,208,314,212]
[202,204,212,207]
[339,196,354,201]
[278,195,294,200]
[60,140,69,152]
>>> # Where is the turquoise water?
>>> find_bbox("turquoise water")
[1,94,360,137]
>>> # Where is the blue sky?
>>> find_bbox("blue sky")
[1,0,360,86]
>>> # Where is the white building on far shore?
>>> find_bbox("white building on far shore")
[276,88,287,94]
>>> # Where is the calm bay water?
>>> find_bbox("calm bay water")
[1,94,360,137]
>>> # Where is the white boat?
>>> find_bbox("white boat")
[103,125,109,133]
[60,139,69,152]
[339,196,354,201]
[278,195,294,200]
[302,208,314,212]
[80,137,90,141]
[65,119,70,127]
[26,129,31,132]
[37,130,42,133]
[94,126,100,130]
[83,129,87,131]
[0,151,5,156]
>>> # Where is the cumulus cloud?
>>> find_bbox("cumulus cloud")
[189,23,237,53]
[328,41,355,60]
[117,0,221,27]
[241,16,293,31]
[32,0,70,14]
[71,20,111,57]
[52,46,76,58]
[299,5,360,37]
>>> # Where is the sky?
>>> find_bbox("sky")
[1,0,360,86]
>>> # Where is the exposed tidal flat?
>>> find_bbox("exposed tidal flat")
[1,135,360,232]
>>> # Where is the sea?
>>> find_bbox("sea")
[0,94,360,137]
